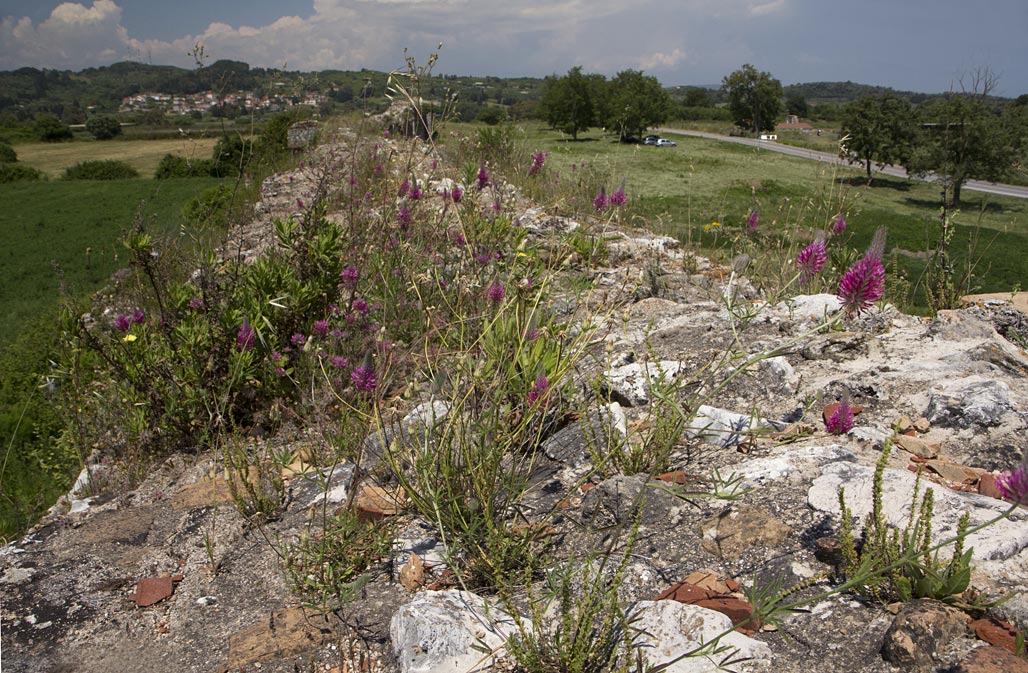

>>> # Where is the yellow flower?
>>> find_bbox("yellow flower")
[122,334,137,343]
[704,221,721,232]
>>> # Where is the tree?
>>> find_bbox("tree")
[786,93,808,117]
[682,87,712,108]
[721,64,782,133]
[906,68,1023,206]
[34,113,72,142]
[602,69,672,142]
[840,93,917,181]
[85,114,122,140]
[538,67,598,140]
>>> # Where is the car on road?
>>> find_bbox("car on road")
[643,135,660,145]
[655,138,677,147]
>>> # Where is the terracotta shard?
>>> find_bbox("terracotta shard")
[399,552,426,592]
[971,617,1022,653]
[131,575,176,607]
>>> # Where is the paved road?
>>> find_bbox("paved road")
[659,128,1028,201]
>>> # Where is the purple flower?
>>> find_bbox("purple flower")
[131,309,145,324]
[796,239,828,283]
[528,151,546,176]
[313,320,329,338]
[746,209,759,232]
[114,315,131,332]
[398,207,412,230]
[609,189,627,207]
[594,187,608,212]
[451,186,463,204]
[350,365,377,393]
[409,186,423,201]
[237,321,256,351]
[476,164,489,190]
[398,179,410,197]
[296,198,304,209]
[353,298,368,315]
[290,333,307,347]
[188,297,203,310]
[270,350,283,362]
[837,227,887,314]
[527,373,550,406]
[833,217,847,235]
[274,366,286,377]
[341,266,360,287]
[488,282,505,304]
[330,355,348,370]
[996,463,1028,503]
[825,394,854,434]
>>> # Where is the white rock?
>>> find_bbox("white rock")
[391,590,523,673]
[926,376,1012,428]
[604,361,687,406]
[631,600,771,672]
[758,356,798,393]
[685,405,781,448]
[808,461,1028,565]
[776,294,842,320]
[403,401,450,434]
[737,444,855,486]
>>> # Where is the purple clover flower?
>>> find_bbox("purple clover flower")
[290,333,307,347]
[837,227,887,315]
[313,320,329,338]
[594,187,608,212]
[342,266,360,287]
[996,463,1028,503]
[833,217,847,235]
[350,365,377,393]
[796,239,828,283]
[188,297,203,310]
[609,189,627,207]
[409,186,423,201]
[131,309,145,324]
[114,315,131,332]
[398,207,412,230]
[398,179,410,197]
[529,151,546,176]
[452,186,463,203]
[353,298,368,315]
[237,321,256,351]
[488,282,505,304]
[825,394,854,434]
[746,209,759,233]
[527,373,550,406]
[477,164,489,190]
[330,355,348,370]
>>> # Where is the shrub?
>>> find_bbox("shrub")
[0,163,46,183]
[210,134,254,177]
[34,113,73,142]
[0,143,16,162]
[63,160,140,180]
[85,115,123,140]
[154,153,214,178]
[183,184,233,230]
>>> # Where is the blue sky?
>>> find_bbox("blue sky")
[2,0,1027,96]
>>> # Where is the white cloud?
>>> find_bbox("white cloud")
[638,48,687,71]
[748,0,786,17]
[1,0,131,69]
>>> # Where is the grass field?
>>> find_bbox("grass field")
[14,136,222,178]
[506,123,1028,311]
[0,177,222,343]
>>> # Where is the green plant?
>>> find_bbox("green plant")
[838,440,975,604]
[0,163,45,183]
[85,115,123,141]
[154,153,214,178]
[0,143,16,162]
[63,160,140,180]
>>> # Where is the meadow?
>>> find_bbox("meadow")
[13,136,221,179]
[510,124,1028,312]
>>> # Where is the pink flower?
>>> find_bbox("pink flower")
[833,217,847,235]
[451,186,463,203]
[594,187,608,212]
[488,282,505,304]
[188,297,203,310]
[313,320,329,338]
[528,151,546,175]
[996,463,1028,503]
[330,355,348,370]
[350,365,377,393]
[237,321,256,350]
[290,333,306,347]
[837,227,887,314]
[796,239,828,283]
[342,266,359,287]
[825,394,854,434]
[746,209,759,232]
[131,310,145,324]
[114,315,131,332]
[398,179,410,197]
[476,164,489,190]
[527,373,550,406]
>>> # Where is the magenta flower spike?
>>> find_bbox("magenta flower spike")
[477,164,489,190]
[746,209,759,232]
[996,463,1028,503]
[837,227,887,314]
[594,186,608,212]
[487,282,505,304]
[833,217,847,235]
[236,321,256,351]
[796,238,828,283]
[825,392,854,434]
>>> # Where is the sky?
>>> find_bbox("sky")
[2,0,1027,96]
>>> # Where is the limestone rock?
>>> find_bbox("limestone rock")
[390,590,521,673]
[926,376,1012,428]
[603,360,686,406]
[880,598,970,670]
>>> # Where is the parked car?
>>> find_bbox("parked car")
[643,135,660,145]
[655,138,677,147]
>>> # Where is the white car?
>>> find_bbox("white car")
[655,138,677,147]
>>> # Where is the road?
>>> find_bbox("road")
[659,128,1028,201]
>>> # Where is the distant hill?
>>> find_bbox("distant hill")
[783,81,939,104]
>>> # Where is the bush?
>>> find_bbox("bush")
[154,153,214,179]
[63,160,140,180]
[210,134,254,177]
[0,143,16,162]
[0,163,46,183]
[85,115,123,140]
[183,184,233,230]
[34,113,73,142]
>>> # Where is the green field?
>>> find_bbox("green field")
[0,177,222,343]
[508,124,1028,310]
[13,136,222,179]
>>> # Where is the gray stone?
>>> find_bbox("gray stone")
[390,590,522,673]
[542,404,625,467]
[776,293,842,321]
[880,599,969,671]
[926,376,1012,428]
[736,443,856,487]
[685,405,782,448]
[758,356,798,393]
[631,600,772,672]
[604,360,687,406]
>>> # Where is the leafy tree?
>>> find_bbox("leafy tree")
[721,64,782,133]
[906,69,1024,206]
[33,113,73,142]
[85,114,122,140]
[602,69,672,142]
[840,93,918,181]
[476,106,508,126]
[63,160,139,180]
[0,143,16,163]
[538,67,598,140]
[682,87,713,108]
[786,93,808,117]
